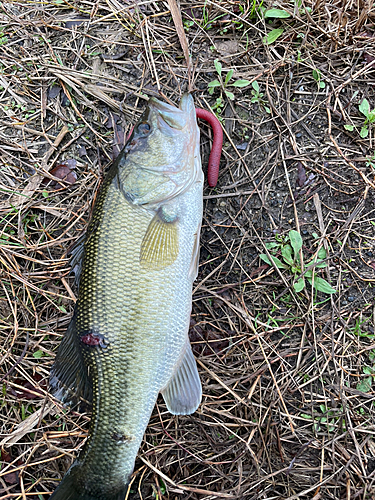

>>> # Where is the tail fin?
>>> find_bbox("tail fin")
[49,465,130,500]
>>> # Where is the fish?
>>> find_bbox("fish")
[49,93,203,500]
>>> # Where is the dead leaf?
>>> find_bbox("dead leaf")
[0,449,19,485]
[42,160,77,189]
[215,40,240,57]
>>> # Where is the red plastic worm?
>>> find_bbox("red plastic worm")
[195,108,223,187]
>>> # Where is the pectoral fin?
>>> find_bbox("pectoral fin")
[50,314,92,407]
[140,210,178,270]
[161,345,202,415]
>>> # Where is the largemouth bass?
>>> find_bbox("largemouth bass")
[49,94,203,500]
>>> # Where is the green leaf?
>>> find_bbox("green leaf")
[33,350,43,359]
[368,110,375,123]
[259,254,287,269]
[314,261,327,268]
[356,377,372,393]
[42,190,49,198]
[208,80,221,88]
[344,125,354,132]
[289,230,303,256]
[252,81,259,93]
[265,242,279,249]
[359,98,370,117]
[319,81,326,89]
[265,106,271,114]
[317,247,326,259]
[264,8,291,18]
[263,28,284,45]
[294,277,305,292]
[281,244,294,265]
[308,276,336,294]
[312,69,320,82]
[224,90,235,100]
[360,126,369,138]
[214,59,222,77]
[224,69,234,86]
[231,79,251,88]
[159,478,166,495]
[363,366,375,375]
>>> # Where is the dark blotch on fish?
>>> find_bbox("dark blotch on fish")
[80,332,108,348]
[111,432,135,444]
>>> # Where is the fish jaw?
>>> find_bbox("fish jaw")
[118,94,201,207]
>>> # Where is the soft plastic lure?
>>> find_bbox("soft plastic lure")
[195,108,223,187]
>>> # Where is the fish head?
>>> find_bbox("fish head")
[120,94,202,205]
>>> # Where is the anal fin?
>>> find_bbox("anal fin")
[161,345,202,415]
[50,314,92,407]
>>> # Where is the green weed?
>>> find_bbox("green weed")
[251,81,271,113]
[365,152,375,169]
[260,230,336,294]
[345,98,375,138]
[0,28,8,46]
[208,59,251,102]
[301,405,345,432]
[312,69,325,89]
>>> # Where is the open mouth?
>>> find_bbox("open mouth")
[149,95,193,131]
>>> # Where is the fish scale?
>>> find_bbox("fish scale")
[49,94,203,500]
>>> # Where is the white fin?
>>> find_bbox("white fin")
[161,346,202,415]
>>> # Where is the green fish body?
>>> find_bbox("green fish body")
[49,94,203,500]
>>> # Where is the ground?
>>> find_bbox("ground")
[0,1,375,499]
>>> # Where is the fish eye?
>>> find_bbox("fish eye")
[138,122,151,135]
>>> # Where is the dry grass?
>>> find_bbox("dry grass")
[1,0,375,499]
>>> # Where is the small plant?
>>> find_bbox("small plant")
[356,366,375,393]
[251,81,271,113]
[358,99,375,138]
[345,99,375,138]
[366,152,375,169]
[0,28,8,46]
[208,59,250,101]
[350,318,375,340]
[301,405,345,432]
[183,19,194,31]
[260,230,336,294]
[312,68,325,89]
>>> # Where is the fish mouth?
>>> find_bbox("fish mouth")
[148,94,194,130]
